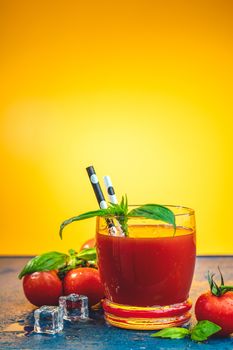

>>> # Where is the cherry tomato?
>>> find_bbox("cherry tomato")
[23,271,63,307]
[195,291,233,336]
[80,237,95,251]
[63,267,104,306]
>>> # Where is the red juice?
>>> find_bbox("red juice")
[96,225,196,307]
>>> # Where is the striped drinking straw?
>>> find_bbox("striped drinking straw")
[103,176,118,204]
[86,166,108,209]
[86,166,117,236]
[103,175,125,237]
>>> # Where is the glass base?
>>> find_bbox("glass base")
[102,299,192,330]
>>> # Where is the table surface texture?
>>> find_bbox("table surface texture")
[0,256,233,350]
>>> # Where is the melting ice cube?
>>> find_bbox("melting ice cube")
[59,294,89,322]
[34,305,63,334]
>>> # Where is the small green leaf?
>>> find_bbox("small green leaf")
[219,285,233,294]
[68,249,77,256]
[18,251,69,279]
[107,197,128,217]
[59,209,106,239]
[208,271,220,296]
[218,266,224,286]
[151,327,190,339]
[128,204,176,231]
[191,320,221,341]
[208,269,233,296]
[77,247,97,262]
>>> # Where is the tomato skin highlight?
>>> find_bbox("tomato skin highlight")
[23,271,63,307]
[80,238,95,251]
[195,291,233,336]
[63,267,104,306]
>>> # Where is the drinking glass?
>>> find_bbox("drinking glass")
[96,205,196,330]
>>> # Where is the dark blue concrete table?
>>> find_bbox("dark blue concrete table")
[0,257,233,349]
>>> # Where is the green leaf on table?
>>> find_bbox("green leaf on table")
[151,327,190,339]
[190,320,221,341]
[18,251,69,279]
[150,321,221,343]
[128,204,176,232]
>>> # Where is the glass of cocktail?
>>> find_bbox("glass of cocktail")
[96,205,196,330]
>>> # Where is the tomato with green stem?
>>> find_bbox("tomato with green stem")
[195,268,233,336]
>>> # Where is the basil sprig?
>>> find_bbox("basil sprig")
[59,195,176,238]
[18,251,69,279]
[151,320,221,342]
[151,327,190,339]
[18,248,97,279]
[190,320,221,341]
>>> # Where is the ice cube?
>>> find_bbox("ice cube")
[34,305,64,334]
[59,294,89,321]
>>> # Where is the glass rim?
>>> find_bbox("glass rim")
[98,204,195,218]
[136,204,195,217]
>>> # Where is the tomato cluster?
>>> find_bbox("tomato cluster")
[22,238,104,308]
[23,267,104,307]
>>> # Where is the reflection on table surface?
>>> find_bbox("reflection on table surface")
[0,256,233,350]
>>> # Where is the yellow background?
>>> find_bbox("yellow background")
[1,0,232,255]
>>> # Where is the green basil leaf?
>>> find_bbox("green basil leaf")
[68,248,77,256]
[59,209,107,239]
[18,251,69,279]
[191,320,221,341]
[128,204,176,230]
[151,327,190,339]
[77,247,96,262]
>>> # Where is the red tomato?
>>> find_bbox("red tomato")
[80,238,95,251]
[23,271,63,307]
[63,267,104,306]
[195,291,233,336]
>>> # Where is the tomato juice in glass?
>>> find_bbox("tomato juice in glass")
[96,206,196,330]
